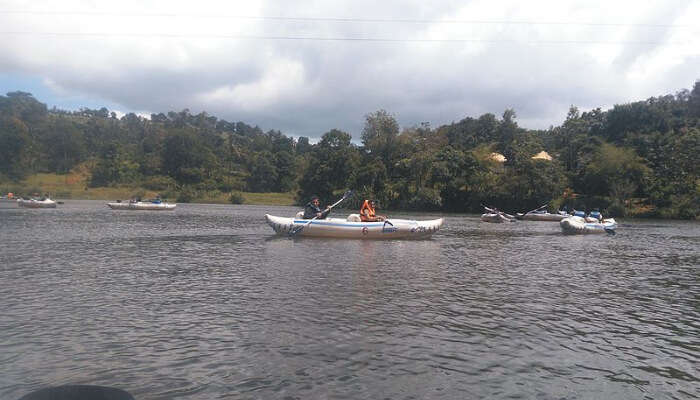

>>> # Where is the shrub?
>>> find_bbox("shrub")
[229,191,245,204]
[176,187,196,203]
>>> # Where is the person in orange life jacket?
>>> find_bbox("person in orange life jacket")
[303,195,331,219]
[360,199,386,222]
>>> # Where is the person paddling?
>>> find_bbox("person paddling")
[303,195,331,220]
[360,199,387,222]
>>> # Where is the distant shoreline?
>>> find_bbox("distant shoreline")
[1,192,297,207]
[0,172,296,206]
[2,173,697,220]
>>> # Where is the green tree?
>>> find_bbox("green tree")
[361,110,399,171]
[0,117,31,180]
[274,150,296,192]
[499,109,522,162]
[582,143,651,202]
[42,118,86,173]
[429,147,482,211]
[347,158,388,207]
[89,143,141,187]
[297,129,358,204]
[161,130,216,184]
[296,136,312,154]
[502,158,568,211]
[0,91,48,123]
[689,80,700,118]
[247,152,279,192]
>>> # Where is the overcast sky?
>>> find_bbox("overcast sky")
[0,0,698,139]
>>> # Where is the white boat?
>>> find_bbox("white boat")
[107,200,176,211]
[560,211,617,234]
[265,213,444,239]
[17,197,57,208]
[515,204,568,221]
[480,206,516,223]
[481,213,515,223]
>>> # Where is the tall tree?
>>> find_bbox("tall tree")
[361,109,399,172]
[0,117,31,180]
[297,129,358,204]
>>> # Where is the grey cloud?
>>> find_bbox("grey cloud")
[0,0,698,141]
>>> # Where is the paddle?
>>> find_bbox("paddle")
[527,203,549,214]
[289,190,353,236]
[482,204,515,221]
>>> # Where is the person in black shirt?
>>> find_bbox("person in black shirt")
[303,195,331,219]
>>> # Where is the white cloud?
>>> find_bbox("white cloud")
[199,58,308,111]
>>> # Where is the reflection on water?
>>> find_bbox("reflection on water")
[1,201,698,399]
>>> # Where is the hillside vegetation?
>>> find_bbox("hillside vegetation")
[1,82,698,218]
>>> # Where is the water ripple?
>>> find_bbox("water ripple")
[1,204,698,399]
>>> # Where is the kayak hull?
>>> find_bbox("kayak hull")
[560,216,617,234]
[265,214,443,239]
[516,212,567,221]
[107,202,176,210]
[18,199,57,208]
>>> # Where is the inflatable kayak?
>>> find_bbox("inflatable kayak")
[17,198,57,208]
[515,210,568,221]
[107,200,176,210]
[265,213,444,239]
[560,214,617,234]
[480,206,516,223]
[481,212,515,223]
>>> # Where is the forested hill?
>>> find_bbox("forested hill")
[1,82,698,219]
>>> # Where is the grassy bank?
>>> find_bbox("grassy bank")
[1,172,296,206]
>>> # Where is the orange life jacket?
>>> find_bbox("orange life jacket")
[360,200,376,221]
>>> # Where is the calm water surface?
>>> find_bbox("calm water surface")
[1,201,698,399]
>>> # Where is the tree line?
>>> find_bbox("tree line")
[0,81,698,219]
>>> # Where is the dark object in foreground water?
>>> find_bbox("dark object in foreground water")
[18,385,135,400]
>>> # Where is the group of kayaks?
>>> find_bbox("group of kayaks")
[265,204,617,239]
[480,205,617,235]
[10,192,613,239]
[11,196,176,210]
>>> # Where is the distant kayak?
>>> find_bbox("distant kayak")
[481,212,515,223]
[107,200,176,211]
[560,215,617,234]
[515,210,568,221]
[17,198,57,208]
[480,206,516,223]
[265,214,443,239]
[515,204,568,221]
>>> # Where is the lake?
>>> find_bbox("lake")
[1,200,698,399]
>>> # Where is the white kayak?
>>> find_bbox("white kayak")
[560,215,617,234]
[265,213,444,239]
[481,206,516,223]
[17,198,57,208]
[107,201,176,210]
[481,213,515,223]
